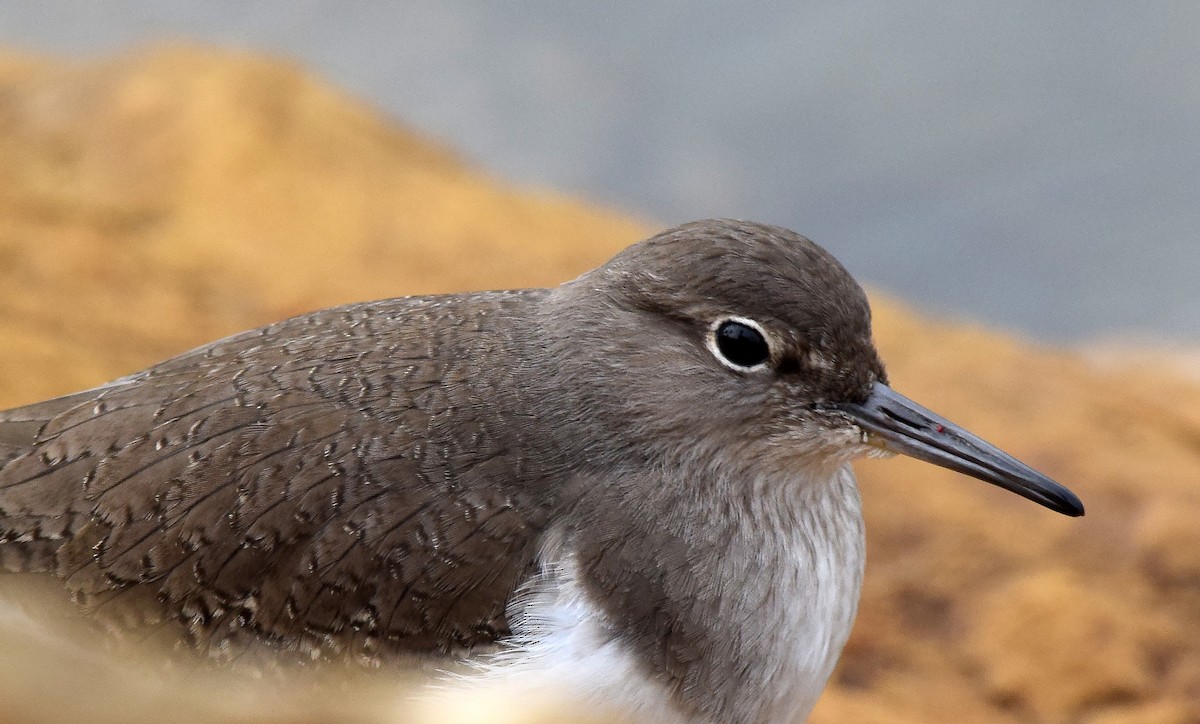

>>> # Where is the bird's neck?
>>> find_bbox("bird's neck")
[558,462,866,722]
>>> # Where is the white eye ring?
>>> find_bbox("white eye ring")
[706,316,773,372]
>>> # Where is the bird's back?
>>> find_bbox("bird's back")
[0,290,560,664]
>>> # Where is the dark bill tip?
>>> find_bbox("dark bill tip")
[833,382,1084,517]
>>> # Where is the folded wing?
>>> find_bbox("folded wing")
[0,304,544,663]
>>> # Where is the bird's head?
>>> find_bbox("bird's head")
[541,219,1082,516]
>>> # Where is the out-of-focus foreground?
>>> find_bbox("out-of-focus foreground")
[0,46,1196,723]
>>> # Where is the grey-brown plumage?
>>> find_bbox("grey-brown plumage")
[0,220,1081,721]
[0,289,573,661]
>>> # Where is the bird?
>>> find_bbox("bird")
[0,219,1082,722]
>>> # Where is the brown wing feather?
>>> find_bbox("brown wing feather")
[0,293,555,663]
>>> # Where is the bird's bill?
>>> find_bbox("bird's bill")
[833,382,1084,517]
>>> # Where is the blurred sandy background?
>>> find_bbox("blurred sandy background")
[0,26,1197,724]
[2,3,1199,344]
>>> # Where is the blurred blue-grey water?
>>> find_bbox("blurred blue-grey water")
[2,2,1197,342]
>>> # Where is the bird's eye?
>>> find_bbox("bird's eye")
[711,318,771,370]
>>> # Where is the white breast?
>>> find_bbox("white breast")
[421,466,866,723]
[428,553,688,722]
[738,465,866,721]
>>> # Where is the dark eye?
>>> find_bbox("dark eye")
[713,319,771,369]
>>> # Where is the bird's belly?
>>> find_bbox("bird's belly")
[427,556,688,722]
